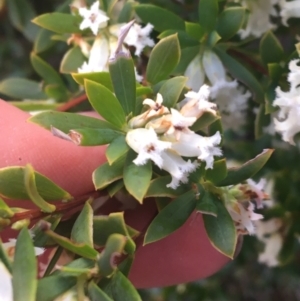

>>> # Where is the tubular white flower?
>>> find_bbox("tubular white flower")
[171,131,222,169]
[238,0,278,39]
[273,59,300,144]
[202,50,250,130]
[78,35,110,73]
[246,178,269,208]
[180,84,217,119]
[79,1,109,35]
[0,262,12,301]
[279,0,300,26]
[184,54,205,91]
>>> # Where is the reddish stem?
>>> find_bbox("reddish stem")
[56,94,87,112]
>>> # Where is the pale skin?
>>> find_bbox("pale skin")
[0,99,230,288]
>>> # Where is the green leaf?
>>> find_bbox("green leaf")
[60,46,87,74]
[88,281,113,301]
[205,159,227,184]
[146,34,180,84]
[45,228,98,259]
[216,149,274,186]
[93,156,125,190]
[24,164,56,213]
[98,234,127,277]
[107,180,124,197]
[102,271,142,301]
[71,202,93,247]
[174,45,200,74]
[68,128,123,146]
[123,150,152,203]
[185,22,205,40]
[144,190,196,244]
[32,13,82,34]
[7,0,38,41]
[10,100,59,112]
[198,0,219,32]
[0,166,71,201]
[190,112,220,131]
[106,135,129,165]
[109,55,136,115]
[0,197,14,218]
[135,4,185,32]
[146,176,187,198]
[93,212,137,255]
[217,7,246,40]
[85,80,126,129]
[196,189,218,217]
[260,31,284,65]
[214,46,265,103]
[72,71,113,90]
[158,30,200,49]
[255,103,268,139]
[0,238,13,273]
[29,111,118,133]
[158,76,187,108]
[136,86,153,97]
[101,0,118,14]
[12,228,37,301]
[33,29,55,53]
[118,2,135,23]
[30,53,65,87]
[0,78,47,99]
[203,196,237,258]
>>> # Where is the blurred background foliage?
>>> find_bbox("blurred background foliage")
[1,0,300,300]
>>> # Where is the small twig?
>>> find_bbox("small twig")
[56,94,87,112]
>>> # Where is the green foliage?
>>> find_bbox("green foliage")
[198,0,219,33]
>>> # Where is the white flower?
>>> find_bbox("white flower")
[128,94,169,128]
[3,239,44,259]
[0,262,12,301]
[124,23,155,56]
[279,0,300,26]
[237,0,279,39]
[78,35,110,73]
[202,50,250,131]
[184,54,205,91]
[126,128,199,188]
[180,84,217,118]
[273,59,300,144]
[171,131,222,169]
[246,178,269,209]
[79,1,109,35]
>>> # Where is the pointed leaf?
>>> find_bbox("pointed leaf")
[146,176,187,198]
[69,128,123,146]
[0,166,71,201]
[29,111,118,133]
[0,78,47,99]
[93,156,125,190]
[198,0,218,32]
[123,150,152,203]
[109,55,136,115]
[196,190,218,217]
[10,100,59,112]
[32,13,82,34]
[60,46,86,74]
[24,164,56,213]
[72,71,113,90]
[203,196,237,258]
[216,149,274,186]
[0,239,13,273]
[205,159,227,184]
[144,190,196,244]
[85,80,126,128]
[135,4,185,32]
[0,198,14,218]
[217,7,246,40]
[158,76,187,108]
[118,2,135,23]
[88,281,113,301]
[146,34,180,84]
[214,46,264,103]
[185,22,205,40]
[106,135,129,165]
[12,228,37,301]
[71,202,93,247]
[260,31,284,65]
[33,29,55,53]
[158,30,199,49]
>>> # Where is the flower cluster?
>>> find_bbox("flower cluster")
[126,85,223,189]
[224,179,269,235]
[273,59,300,145]
[75,1,154,73]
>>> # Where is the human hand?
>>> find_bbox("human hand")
[0,99,231,288]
